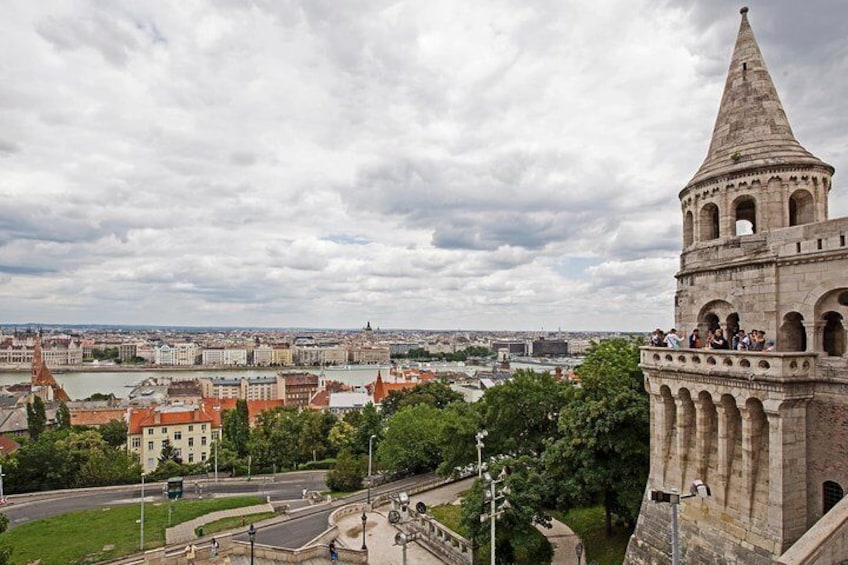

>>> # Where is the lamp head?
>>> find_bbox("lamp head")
[247,523,256,541]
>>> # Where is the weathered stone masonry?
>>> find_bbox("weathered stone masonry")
[626,7,848,564]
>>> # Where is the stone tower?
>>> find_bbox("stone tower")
[626,7,848,564]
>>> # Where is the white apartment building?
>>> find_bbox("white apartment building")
[127,404,222,472]
[253,344,273,367]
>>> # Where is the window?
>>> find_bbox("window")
[147,458,154,469]
[202,424,207,431]
[161,427,167,434]
[824,481,844,514]
[132,437,141,448]
[188,437,194,447]
[188,425,194,432]
[188,453,194,463]
[700,203,720,240]
[174,431,182,440]
[212,431,219,440]
[148,441,154,451]
[201,452,207,461]
[147,428,153,435]
[201,436,207,446]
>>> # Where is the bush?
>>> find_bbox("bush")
[325,450,365,492]
[299,458,336,470]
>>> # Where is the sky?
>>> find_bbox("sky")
[1,0,847,331]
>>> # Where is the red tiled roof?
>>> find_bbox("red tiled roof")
[0,435,20,456]
[309,390,329,408]
[70,408,126,427]
[205,398,285,426]
[128,402,222,435]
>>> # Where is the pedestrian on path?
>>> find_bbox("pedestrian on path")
[329,541,338,564]
[184,543,197,562]
[210,538,220,561]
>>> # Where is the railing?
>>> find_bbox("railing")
[408,514,473,565]
[640,347,819,383]
[775,495,848,564]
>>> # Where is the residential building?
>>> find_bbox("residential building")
[271,345,293,366]
[278,372,320,407]
[127,403,222,472]
[253,344,273,366]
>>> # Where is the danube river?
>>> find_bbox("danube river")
[0,361,569,400]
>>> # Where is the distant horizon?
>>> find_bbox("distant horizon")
[0,321,646,335]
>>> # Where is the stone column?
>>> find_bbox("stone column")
[715,399,738,508]
[806,321,824,355]
[764,399,810,553]
[695,394,715,481]
[676,394,695,487]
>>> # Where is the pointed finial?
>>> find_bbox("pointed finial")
[740,6,749,15]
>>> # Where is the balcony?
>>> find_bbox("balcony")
[640,347,819,384]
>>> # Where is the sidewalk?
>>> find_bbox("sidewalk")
[333,476,583,565]
[166,502,275,545]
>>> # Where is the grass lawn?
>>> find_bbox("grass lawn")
[429,504,467,537]
[1,495,264,565]
[552,506,632,565]
[194,512,275,537]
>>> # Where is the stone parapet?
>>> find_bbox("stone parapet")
[641,347,818,386]
[775,494,848,564]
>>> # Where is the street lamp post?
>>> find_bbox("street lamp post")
[650,480,711,565]
[214,440,218,484]
[481,470,509,565]
[0,464,6,504]
[367,434,376,506]
[475,430,488,478]
[361,512,368,550]
[247,523,256,565]
[139,473,145,551]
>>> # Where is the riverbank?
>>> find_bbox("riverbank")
[0,363,387,375]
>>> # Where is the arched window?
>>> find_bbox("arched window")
[700,203,720,241]
[789,190,815,226]
[779,312,806,352]
[734,197,756,235]
[823,312,845,357]
[726,313,740,337]
[823,481,844,514]
[683,211,694,247]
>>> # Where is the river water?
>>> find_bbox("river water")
[0,361,568,400]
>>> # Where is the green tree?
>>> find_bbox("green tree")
[223,399,251,458]
[26,396,47,440]
[159,439,181,464]
[328,420,357,454]
[325,449,366,492]
[100,419,128,448]
[479,370,563,457]
[460,459,553,564]
[377,404,445,476]
[381,381,463,419]
[436,402,482,477]
[55,401,71,430]
[351,403,383,456]
[544,338,649,534]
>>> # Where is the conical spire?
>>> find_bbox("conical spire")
[687,7,831,187]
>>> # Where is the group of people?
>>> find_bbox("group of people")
[651,327,774,351]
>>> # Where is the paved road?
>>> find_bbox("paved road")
[232,473,440,549]
[3,471,327,529]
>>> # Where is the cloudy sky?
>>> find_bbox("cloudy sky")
[1,0,847,331]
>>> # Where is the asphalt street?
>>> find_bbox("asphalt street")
[232,472,439,549]
[3,471,327,529]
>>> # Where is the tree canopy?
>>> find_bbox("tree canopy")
[544,338,649,533]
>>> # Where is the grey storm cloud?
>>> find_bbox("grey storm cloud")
[0,0,846,330]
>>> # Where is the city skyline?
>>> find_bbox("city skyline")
[2,1,847,331]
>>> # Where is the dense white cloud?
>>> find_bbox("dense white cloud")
[1,0,846,330]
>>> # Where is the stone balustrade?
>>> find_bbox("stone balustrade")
[641,347,818,384]
[408,514,472,565]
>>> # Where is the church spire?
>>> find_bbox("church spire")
[687,7,832,187]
